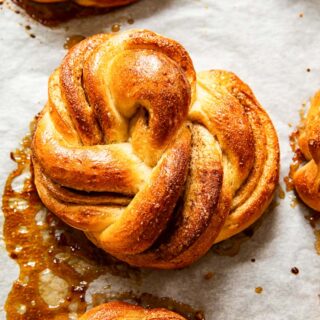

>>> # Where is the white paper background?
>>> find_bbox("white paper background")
[1,0,320,319]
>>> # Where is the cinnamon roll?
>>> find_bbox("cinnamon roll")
[79,302,186,320]
[31,0,137,7]
[31,29,280,269]
[293,91,320,211]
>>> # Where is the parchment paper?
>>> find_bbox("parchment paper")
[1,0,320,319]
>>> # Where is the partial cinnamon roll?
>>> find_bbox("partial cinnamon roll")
[293,91,320,211]
[31,0,137,7]
[31,29,280,269]
[13,0,138,26]
[79,302,186,320]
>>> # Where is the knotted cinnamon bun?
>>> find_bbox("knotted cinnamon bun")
[293,91,320,211]
[31,29,280,269]
[79,302,186,320]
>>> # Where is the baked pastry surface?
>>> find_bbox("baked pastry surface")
[293,91,320,211]
[32,29,280,269]
[79,302,186,320]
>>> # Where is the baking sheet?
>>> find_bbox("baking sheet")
[1,0,320,319]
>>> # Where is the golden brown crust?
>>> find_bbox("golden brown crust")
[32,29,279,269]
[293,91,320,211]
[79,302,186,320]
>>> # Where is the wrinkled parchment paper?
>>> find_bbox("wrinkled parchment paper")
[1,0,320,319]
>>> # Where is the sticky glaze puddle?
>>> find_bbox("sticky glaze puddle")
[2,125,205,320]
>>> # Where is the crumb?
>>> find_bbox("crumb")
[251,258,256,262]
[10,252,18,259]
[203,272,214,280]
[10,151,15,161]
[290,196,298,208]
[255,287,263,294]
[306,68,311,72]
[111,23,121,32]
[299,12,304,18]
[291,267,299,275]
[278,185,285,199]
[30,34,36,39]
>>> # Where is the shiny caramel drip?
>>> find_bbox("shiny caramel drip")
[111,23,121,32]
[127,17,134,24]
[2,124,204,319]
[64,35,86,50]
[255,287,263,294]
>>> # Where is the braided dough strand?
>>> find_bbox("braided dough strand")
[32,29,279,269]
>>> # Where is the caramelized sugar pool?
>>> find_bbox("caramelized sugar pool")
[2,124,204,319]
